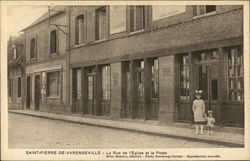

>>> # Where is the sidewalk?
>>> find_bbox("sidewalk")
[9,109,244,147]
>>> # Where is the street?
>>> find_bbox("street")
[9,113,227,148]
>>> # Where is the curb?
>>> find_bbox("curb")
[9,111,244,148]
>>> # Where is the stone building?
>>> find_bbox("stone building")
[8,34,25,109]
[21,6,70,114]
[20,5,244,127]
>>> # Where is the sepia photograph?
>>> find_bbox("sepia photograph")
[1,0,249,160]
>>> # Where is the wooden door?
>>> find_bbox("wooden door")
[197,63,219,122]
[26,76,31,109]
[34,75,40,110]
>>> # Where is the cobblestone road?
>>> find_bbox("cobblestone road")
[9,113,227,148]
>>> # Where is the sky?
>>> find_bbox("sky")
[7,5,48,38]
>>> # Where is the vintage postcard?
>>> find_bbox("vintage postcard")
[1,0,249,160]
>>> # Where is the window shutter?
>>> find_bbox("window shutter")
[35,35,38,59]
[75,17,79,44]
[130,6,134,32]
[80,16,85,43]
[193,6,197,16]
[56,30,59,54]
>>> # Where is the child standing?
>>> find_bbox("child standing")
[206,110,215,135]
[192,90,206,135]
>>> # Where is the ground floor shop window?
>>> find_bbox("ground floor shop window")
[101,65,111,100]
[227,46,244,101]
[137,60,144,100]
[46,71,60,97]
[150,59,159,99]
[180,54,189,100]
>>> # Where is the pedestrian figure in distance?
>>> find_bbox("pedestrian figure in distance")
[192,90,206,135]
[206,110,215,135]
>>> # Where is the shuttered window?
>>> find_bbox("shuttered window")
[30,38,36,59]
[96,7,106,40]
[50,30,57,54]
[75,15,85,45]
[193,5,216,16]
[130,6,145,32]
[47,71,60,97]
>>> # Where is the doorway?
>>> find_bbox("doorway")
[26,76,31,109]
[72,68,83,114]
[196,50,219,122]
[34,75,41,110]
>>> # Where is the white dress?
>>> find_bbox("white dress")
[192,99,206,122]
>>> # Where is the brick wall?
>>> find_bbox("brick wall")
[110,62,122,119]
[158,55,176,123]
[70,8,243,67]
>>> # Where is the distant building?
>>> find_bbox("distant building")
[8,34,25,109]
[18,5,244,127]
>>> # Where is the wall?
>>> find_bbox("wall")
[70,8,243,67]
[24,12,68,114]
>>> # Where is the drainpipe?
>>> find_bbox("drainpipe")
[67,5,71,114]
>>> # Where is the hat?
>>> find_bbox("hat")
[208,110,213,114]
[195,90,203,95]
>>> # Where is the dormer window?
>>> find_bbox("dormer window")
[194,5,216,16]
[75,15,85,45]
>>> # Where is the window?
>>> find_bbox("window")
[193,5,216,16]
[9,78,12,97]
[130,6,145,32]
[227,46,243,101]
[96,7,107,40]
[137,60,144,99]
[18,77,21,97]
[152,5,186,21]
[75,15,85,45]
[47,71,60,97]
[150,59,159,99]
[13,47,17,60]
[76,69,82,99]
[50,30,57,54]
[87,67,95,100]
[180,54,189,100]
[110,6,127,34]
[102,65,111,100]
[30,38,36,59]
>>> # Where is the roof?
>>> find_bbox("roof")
[21,6,67,32]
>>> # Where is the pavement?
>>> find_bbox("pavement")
[8,109,244,147]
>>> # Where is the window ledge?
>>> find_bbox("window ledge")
[193,11,216,19]
[74,43,86,48]
[46,96,60,99]
[94,38,107,43]
[129,29,145,35]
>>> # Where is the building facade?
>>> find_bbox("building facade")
[19,5,244,127]
[22,6,70,114]
[8,35,25,109]
[69,5,244,127]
